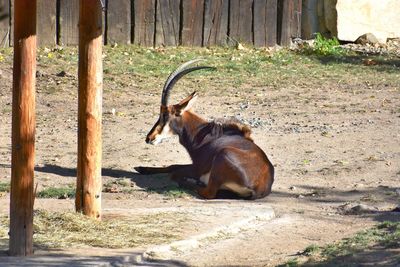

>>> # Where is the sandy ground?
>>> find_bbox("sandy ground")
[0,48,399,266]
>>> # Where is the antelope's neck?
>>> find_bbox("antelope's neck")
[180,111,207,151]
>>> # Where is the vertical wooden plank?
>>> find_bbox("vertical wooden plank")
[155,0,180,47]
[106,0,131,45]
[265,0,277,46]
[291,0,301,38]
[134,0,155,46]
[10,0,36,256]
[59,0,79,45]
[9,0,13,46]
[37,0,57,46]
[76,0,103,219]
[254,0,277,47]
[181,0,204,46]
[278,0,300,46]
[229,0,253,45]
[253,0,266,47]
[203,0,228,46]
[0,0,10,47]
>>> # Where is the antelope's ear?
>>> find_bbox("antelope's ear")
[176,91,198,114]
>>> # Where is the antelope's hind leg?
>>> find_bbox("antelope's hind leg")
[197,150,255,199]
[197,153,231,199]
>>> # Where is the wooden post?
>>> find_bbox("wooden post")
[9,0,36,256]
[76,0,103,219]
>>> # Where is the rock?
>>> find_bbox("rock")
[355,33,380,45]
[395,188,400,196]
[336,0,400,43]
[339,203,379,215]
[56,70,67,77]
[391,206,400,212]
[36,70,45,78]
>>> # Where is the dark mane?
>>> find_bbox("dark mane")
[189,118,253,149]
[213,118,253,141]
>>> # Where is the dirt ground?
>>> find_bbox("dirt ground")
[0,46,399,266]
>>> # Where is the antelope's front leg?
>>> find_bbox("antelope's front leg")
[134,164,192,175]
[170,165,205,190]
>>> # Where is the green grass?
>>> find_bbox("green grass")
[2,45,398,99]
[37,186,75,199]
[103,178,135,193]
[148,184,192,199]
[282,221,400,266]
[0,182,10,193]
[304,33,346,56]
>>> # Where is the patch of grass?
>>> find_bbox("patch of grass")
[301,33,346,57]
[37,186,75,199]
[303,244,320,256]
[103,178,135,193]
[0,182,10,193]
[149,184,193,199]
[0,209,188,249]
[163,186,192,198]
[278,258,299,267]
[284,221,400,266]
[3,45,399,100]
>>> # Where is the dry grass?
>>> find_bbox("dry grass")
[0,209,188,249]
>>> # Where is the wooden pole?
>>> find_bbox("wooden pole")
[76,0,103,219]
[9,0,36,256]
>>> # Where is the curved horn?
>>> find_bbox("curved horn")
[161,59,215,106]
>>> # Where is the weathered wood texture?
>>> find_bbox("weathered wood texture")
[59,0,79,45]
[3,1,300,47]
[76,0,103,219]
[229,0,253,44]
[181,0,205,46]
[0,0,10,46]
[10,0,36,256]
[203,0,229,46]
[106,0,131,44]
[291,0,302,38]
[155,0,180,46]
[278,0,301,45]
[133,0,155,46]
[254,0,277,47]
[37,0,56,46]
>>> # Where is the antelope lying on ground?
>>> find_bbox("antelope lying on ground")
[135,60,274,199]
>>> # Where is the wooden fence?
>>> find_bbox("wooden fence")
[0,0,302,47]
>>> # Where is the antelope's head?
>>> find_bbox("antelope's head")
[145,59,215,145]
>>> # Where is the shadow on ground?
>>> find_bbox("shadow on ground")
[33,164,255,199]
[0,249,188,267]
[303,52,400,73]
[34,164,180,194]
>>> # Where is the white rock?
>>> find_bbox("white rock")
[337,0,400,43]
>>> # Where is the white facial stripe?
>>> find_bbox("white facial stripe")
[152,123,173,145]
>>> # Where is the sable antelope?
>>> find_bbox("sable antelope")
[135,59,274,199]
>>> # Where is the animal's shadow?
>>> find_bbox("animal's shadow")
[34,164,243,199]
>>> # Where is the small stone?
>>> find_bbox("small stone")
[340,203,379,215]
[56,70,67,77]
[395,188,400,196]
[355,33,380,45]
[289,186,296,190]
